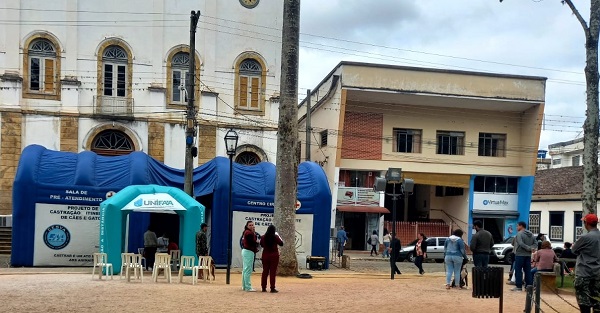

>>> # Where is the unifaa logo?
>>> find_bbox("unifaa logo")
[43,224,71,250]
[133,197,174,207]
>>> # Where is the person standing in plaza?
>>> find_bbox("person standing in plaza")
[382,228,391,258]
[143,226,158,270]
[336,226,348,257]
[469,220,494,267]
[196,223,209,257]
[260,225,284,293]
[414,233,428,275]
[444,229,467,289]
[389,235,402,276]
[511,221,537,292]
[369,230,379,257]
[241,221,259,292]
[572,214,600,313]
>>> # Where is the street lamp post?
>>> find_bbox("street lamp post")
[224,129,239,285]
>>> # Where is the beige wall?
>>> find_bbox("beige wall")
[429,188,470,231]
[341,64,545,102]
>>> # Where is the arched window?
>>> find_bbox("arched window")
[235,151,261,165]
[91,130,134,156]
[171,52,189,104]
[102,45,128,97]
[27,38,58,95]
[237,59,262,110]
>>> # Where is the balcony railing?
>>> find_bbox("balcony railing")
[93,96,134,116]
[550,225,563,241]
[337,187,380,206]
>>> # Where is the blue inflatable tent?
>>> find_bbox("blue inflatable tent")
[12,144,332,268]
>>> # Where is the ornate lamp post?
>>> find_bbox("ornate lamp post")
[224,129,238,285]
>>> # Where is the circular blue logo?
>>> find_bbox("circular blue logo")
[483,200,489,205]
[43,224,71,250]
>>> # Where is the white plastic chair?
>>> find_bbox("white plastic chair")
[120,253,134,279]
[152,253,172,283]
[178,256,196,284]
[194,256,214,283]
[170,250,181,272]
[92,253,113,280]
[124,254,144,282]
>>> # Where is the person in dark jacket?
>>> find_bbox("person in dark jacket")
[414,233,428,275]
[470,220,494,267]
[260,225,284,293]
[560,242,577,269]
[389,235,402,278]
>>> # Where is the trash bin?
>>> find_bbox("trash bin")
[472,267,504,312]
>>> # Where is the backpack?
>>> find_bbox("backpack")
[367,237,372,245]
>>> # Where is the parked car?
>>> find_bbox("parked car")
[491,236,564,264]
[491,237,516,264]
[397,237,448,263]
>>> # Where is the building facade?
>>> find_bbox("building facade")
[299,62,546,248]
[0,0,283,215]
[548,138,585,168]
[530,166,592,245]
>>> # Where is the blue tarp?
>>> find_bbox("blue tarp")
[12,144,332,267]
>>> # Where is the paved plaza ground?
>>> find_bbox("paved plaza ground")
[0,253,581,313]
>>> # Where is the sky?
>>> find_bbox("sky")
[297,0,591,152]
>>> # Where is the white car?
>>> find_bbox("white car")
[398,237,447,263]
[491,236,564,264]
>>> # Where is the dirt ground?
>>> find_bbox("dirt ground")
[0,270,581,313]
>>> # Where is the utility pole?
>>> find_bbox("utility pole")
[184,10,201,197]
[273,0,300,276]
[305,89,311,162]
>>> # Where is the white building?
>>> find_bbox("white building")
[530,166,589,245]
[546,137,600,169]
[0,0,283,215]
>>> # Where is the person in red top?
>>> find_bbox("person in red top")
[241,221,259,292]
[260,225,284,293]
[167,241,179,254]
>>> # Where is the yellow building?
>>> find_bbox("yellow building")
[299,61,545,249]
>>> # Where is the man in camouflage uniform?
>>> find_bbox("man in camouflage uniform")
[196,223,209,257]
[572,214,600,313]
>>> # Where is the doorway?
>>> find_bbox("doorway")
[482,218,504,243]
[149,213,181,247]
[343,212,366,250]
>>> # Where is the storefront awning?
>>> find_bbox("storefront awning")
[472,210,519,218]
[403,172,471,188]
[337,206,390,214]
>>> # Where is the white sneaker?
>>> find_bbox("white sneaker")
[510,287,522,292]
[247,288,257,292]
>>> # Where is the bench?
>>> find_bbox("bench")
[558,258,577,288]
[537,271,559,293]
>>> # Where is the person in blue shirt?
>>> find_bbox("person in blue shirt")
[336,226,348,257]
[444,229,467,289]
